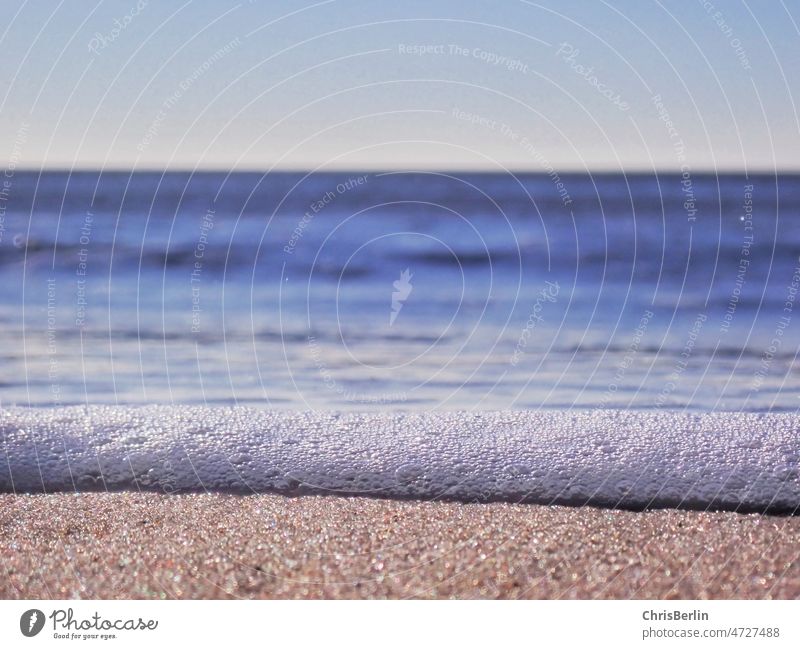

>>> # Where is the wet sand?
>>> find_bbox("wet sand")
[1,493,797,599]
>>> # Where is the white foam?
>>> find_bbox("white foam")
[1,407,798,512]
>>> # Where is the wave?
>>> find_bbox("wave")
[1,407,797,513]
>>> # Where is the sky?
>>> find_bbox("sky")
[1,0,798,171]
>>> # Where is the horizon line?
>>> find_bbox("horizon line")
[7,166,800,176]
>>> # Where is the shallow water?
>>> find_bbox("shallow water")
[1,406,798,511]
[0,170,798,410]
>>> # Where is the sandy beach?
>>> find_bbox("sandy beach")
[1,493,797,599]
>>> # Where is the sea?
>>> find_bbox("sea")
[1,170,798,411]
[0,171,798,508]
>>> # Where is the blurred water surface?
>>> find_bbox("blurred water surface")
[0,170,798,411]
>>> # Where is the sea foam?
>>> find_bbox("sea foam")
[1,407,798,512]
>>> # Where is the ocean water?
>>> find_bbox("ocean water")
[1,171,798,507]
[0,171,798,411]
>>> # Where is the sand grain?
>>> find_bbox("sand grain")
[1,493,797,599]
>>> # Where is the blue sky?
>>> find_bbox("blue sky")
[1,0,798,171]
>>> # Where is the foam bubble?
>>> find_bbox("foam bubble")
[0,407,798,512]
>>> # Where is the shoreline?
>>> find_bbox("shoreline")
[1,493,798,599]
[3,408,799,513]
